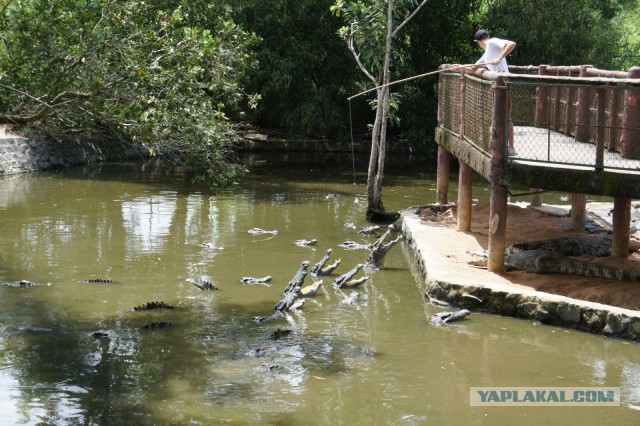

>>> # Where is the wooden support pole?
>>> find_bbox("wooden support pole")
[595,88,606,168]
[607,88,619,152]
[620,67,640,159]
[571,193,586,231]
[488,76,508,272]
[436,146,450,204]
[530,190,542,207]
[565,70,576,136]
[612,197,631,258]
[457,159,473,232]
[575,65,593,142]
[534,65,549,128]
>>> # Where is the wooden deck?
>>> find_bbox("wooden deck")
[437,126,640,199]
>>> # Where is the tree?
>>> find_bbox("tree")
[479,0,629,68]
[0,0,259,188]
[331,0,429,223]
[229,0,359,139]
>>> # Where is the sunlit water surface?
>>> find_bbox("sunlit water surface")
[0,152,638,425]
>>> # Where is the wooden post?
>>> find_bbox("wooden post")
[620,67,640,159]
[530,190,542,207]
[436,146,450,204]
[607,88,619,152]
[457,159,473,232]
[459,75,466,139]
[575,65,592,143]
[436,74,450,205]
[612,197,631,258]
[454,74,472,227]
[488,76,508,272]
[571,193,586,231]
[595,88,606,168]
[552,69,562,132]
[535,65,549,128]
[565,70,576,136]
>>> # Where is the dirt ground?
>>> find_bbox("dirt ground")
[418,202,640,311]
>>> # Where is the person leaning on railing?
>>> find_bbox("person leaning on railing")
[473,29,518,156]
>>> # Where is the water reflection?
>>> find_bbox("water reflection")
[122,192,177,255]
[0,154,638,425]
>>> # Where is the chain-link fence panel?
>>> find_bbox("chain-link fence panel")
[463,76,494,153]
[439,73,460,135]
[508,81,640,170]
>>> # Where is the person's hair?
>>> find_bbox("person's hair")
[474,29,489,41]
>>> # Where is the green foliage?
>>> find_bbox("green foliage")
[611,1,640,69]
[0,0,257,188]
[477,0,626,68]
[230,0,359,138]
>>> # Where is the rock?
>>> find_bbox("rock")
[556,303,581,325]
[517,301,539,318]
[604,312,625,335]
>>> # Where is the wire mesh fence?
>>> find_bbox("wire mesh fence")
[438,69,640,172]
[509,82,640,170]
[463,76,493,153]
[440,73,460,135]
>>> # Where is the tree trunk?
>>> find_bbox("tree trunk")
[366,0,397,224]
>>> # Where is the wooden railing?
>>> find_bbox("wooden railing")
[438,64,640,169]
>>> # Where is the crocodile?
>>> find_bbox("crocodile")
[300,280,323,297]
[430,309,471,325]
[248,228,279,235]
[332,264,368,289]
[79,279,118,284]
[188,279,219,290]
[506,235,617,257]
[311,249,332,276]
[358,225,381,237]
[133,301,175,311]
[317,259,341,276]
[365,225,403,271]
[495,250,640,281]
[271,328,293,340]
[2,280,45,287]
[252,261,311,323]
[246,347,269,357]
[141,321,174,329]
[240,276,273,285]
[338,291,360,307]
[282,261,310,295]
[338,241,373,250]
[294,239,318,247]
[310,249,341,276]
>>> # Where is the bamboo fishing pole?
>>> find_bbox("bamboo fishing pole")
[347,62,491,100]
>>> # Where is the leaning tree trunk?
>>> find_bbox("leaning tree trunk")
[367,87,384,212]
[366,0,398,224]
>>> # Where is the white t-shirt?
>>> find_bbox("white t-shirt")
[477,37,511,72]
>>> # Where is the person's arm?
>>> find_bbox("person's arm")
[491,40,516,65]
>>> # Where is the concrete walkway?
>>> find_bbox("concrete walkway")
[401,208,640,341]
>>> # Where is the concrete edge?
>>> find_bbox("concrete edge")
[401,210,640,341]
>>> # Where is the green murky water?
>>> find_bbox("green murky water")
[0,152,638,425]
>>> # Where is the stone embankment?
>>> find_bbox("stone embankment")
[402,209,640,341]
[0,130,142,175]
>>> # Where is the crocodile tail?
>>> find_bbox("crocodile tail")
[573,259,640,281]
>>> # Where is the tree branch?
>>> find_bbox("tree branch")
[346,32,378,85]
[392,0,430,38]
